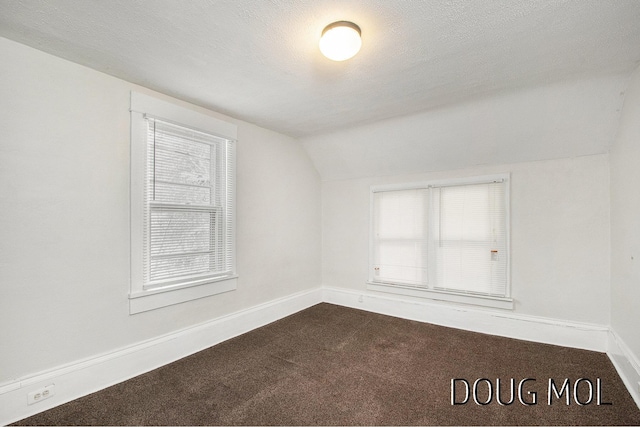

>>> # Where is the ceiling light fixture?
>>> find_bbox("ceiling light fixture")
[319,21,362,61]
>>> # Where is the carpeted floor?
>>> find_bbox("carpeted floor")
[14,303,640,425]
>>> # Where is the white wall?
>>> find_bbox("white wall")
[321,154,611,325]
[0,37,321,385]
[610,65,640,362]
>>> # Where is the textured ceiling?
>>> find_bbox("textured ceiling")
[1,0,640,138]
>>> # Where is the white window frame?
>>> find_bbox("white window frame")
[367,174,513,310]
[129,92,237,314]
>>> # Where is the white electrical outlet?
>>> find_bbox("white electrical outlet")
[27,384,55,405]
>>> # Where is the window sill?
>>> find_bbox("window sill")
[129,276,237,314]
[366,281,514,310]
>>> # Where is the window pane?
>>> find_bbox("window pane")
[154,131,211,159]
[150,254,211,282]
[155,146,211,187]
[154,182,211,204]
[437,245,491,293]
[375,189,427,239]
[439,185,490,241]
[372,188,429,286]
[375,241,428,285]
[150,209,212,257]
[435,182,507,297]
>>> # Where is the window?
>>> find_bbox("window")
[368,175,511,309]
[130,92,237,314]
[372,188,429,286]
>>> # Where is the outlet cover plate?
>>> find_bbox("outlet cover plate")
[27,384,55,405]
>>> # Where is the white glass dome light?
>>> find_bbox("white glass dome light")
[319,21,362,61]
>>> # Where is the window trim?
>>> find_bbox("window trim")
[367,173,513,310]
[129,92,237,314]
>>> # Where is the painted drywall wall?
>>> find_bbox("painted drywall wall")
[610,65,640,361]
[0,37,321,384]
[321,154,611,325]
[301,75,626,181]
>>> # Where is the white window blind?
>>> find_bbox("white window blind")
[369,176,509,303]
[143,118,235,289]
[432,182,507,297]
[372,188,429,286]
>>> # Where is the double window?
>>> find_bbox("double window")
[368,175,511,309]
[130,92,237,313]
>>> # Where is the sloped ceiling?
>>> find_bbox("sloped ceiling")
[302,75,628,180]
[1,0,640,140]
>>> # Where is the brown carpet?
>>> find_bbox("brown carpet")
[14,303,640,425]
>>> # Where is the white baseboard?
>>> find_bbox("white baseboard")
[0,288,323,426]
[607,329,640,408]
[323,286,609,352]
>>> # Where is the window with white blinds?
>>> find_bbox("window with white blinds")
[432,181,507,297]
[369,175,510,307]
[143,118,235,289]
[130,91,237,314]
